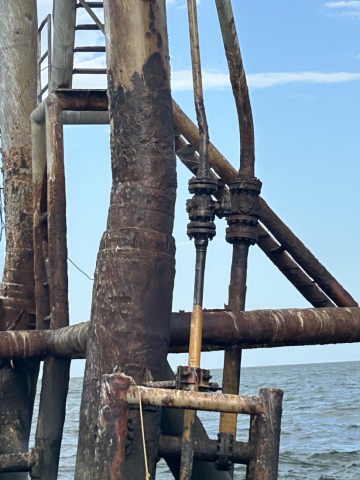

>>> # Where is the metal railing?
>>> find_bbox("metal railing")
[37,15,52,105]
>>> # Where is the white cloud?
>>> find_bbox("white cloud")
[171,69,360,91]
[325,1,360,7]
[325,1,360,17]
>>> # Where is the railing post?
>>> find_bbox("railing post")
[247,389,283,480]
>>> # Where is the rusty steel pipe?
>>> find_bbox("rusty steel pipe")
[170,307,360,351]
[181,0,216,476]
[34,95,71,480]
[257,225,335,308]
[215,0,255,178]
[0,449,42,475]
[0,322,89,360]
[31,116,50,332]
[220,241,249,442]
[259,198,358,308]
[94,374,131,480]
[1,306,360,360]
[127,385,263,416]
[159,435,253,466]
[246,389,283,480]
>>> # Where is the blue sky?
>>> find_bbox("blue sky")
[2,0,360,376]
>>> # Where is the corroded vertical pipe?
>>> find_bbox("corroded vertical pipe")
[246,389,283,480]
[94,374,131,480]
[75,1,176,479]
[31,118,50,331]
[34,95,71,480]
[180,0,216,478]
[215,0,255,178]
[215,2,261,463]
[0,1,39,476]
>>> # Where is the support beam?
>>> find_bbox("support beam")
[169,307,360,351]
[75,2,177,479]
[0,2,39,476]
[1,307,360,359]
[34,95,71,480]
[51,0,77,89]
[159,436,253,466]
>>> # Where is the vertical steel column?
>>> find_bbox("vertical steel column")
[34,95,71,480]
[51,0,77,90]
[75,1,177,479]
[0,2,39,477]
[247,389,283,480]
[94,374,131,480]
[180,1,217,478]
[31,116,50,332]
[215,2,262,466]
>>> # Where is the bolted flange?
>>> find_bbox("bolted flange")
[226,176,262,245]
[215,432,234,471]
[187,176,218,241]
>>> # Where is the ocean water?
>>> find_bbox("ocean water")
[30,361,360,479]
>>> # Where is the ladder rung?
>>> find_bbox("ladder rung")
[77,2,103,7]
[73,46,106,53]
[75,24,101,30]
[73,68,106,74]
[39,50,49,64]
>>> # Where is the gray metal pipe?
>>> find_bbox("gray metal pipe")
[51,0,77,90]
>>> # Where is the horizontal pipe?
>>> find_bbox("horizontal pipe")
[159,435,253,465]
[0,451,37,473]
[170,307,360,352]
[0,322,89,359]
[127,386,263,415]
[1,306,360,359]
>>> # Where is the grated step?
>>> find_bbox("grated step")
[75,24,101,30]
[73,68,106,74]
[77,2,103,7]
[74,46,106,53]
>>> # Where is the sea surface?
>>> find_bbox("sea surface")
[30,361,360,479]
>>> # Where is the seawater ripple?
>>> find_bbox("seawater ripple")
[30,361,360,479]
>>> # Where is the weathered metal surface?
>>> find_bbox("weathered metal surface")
[159,435,253,466]
[0,322,89,360]
[51,0,77,90]
[127,385,263,415]
[169,307,360,351]
[2,305,360,359]
[220,242,249,441]
[257,225,335,308]
[34,95,71,480]
[0,1,39,476]
[246,389,283,480]
[75,1,176,479]
[93,374,131,480]
[259,197,358,308]
[0,449,42,476]
[31,117,50,332]
[215,0,255,178]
